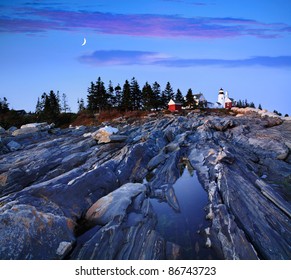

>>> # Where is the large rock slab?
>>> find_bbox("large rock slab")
[85,183,146,226]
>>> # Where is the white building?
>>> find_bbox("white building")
[215,88,233,109]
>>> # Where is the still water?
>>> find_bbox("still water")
[150,163,218,259]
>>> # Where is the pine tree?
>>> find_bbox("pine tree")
[142,82,154,111]
[61,93,70,113]
[77,98,85,112]
[185,89,194,109]
[175,89,184,104]
[35,97,42,114]
[161,82,174,108]
[87,82,97,111]
[114,84,122,110]
[258,104,262,110]
[44,90,60,117]
[87,77,108,112]
[249,102,255,109]
[107,80,115,108]
[130,77,142,110]
[0,97,9,113]
[152,81,162,110]
[95,77,108,112]
[121,80,132,111]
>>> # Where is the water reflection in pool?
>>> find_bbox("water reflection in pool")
[150,162,218,259]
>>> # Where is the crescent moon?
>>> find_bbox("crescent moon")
[81,38,86,46]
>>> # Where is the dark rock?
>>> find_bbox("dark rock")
[0,204,75,260]
[7,140,22,152]
[147,153,168,171]
[109,134,128,142]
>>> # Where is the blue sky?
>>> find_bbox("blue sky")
[1,0,291,114]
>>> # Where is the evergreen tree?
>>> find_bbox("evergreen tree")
[87,77,108,112]
[142,82,154,111]
[152,81,162,110]
[249,102,255,109]
[77,98,85,112]
[121,80,132,111]
[0,97,9,113]
[35,97,41,114]
[161,82,174,108]
[114,84,122,109]
[130,77,142,110]
[61,93,70,113]
[95,77,108,112]
[36,90,60,119]
[43,90,60,118]
[185,88,195,109]
[87,82,97,111]
[107,80,115,108]
[175,89,184,104]
[244,99,249,108]
[258,104,262,110]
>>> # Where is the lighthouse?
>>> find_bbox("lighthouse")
[217,88,225,107]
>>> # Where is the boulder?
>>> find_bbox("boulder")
[85,183,146,226]
[12,127,39,136]
[248,138,289,160]
[7,126,17,133]
[92,126,119,143]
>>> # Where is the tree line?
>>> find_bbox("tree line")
[83,76,211,113]
[86,77,179,113]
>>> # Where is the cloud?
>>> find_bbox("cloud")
[0,6,290,39]
[79,50,171,66]
[79,50,291,68]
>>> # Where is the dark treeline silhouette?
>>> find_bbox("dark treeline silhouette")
[235,99,256,109]
[85,77,193,113]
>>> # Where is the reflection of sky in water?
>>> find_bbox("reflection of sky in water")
[150,165,218,259]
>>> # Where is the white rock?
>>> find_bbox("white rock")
[92,126,119,143]
[83,132,92,138]
[205,237,212,248]
[56,241,73,257]
[20,122,48,129]
[12,127,39,136]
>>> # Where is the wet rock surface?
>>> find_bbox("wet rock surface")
[0,113,290,260]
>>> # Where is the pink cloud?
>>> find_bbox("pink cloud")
[1,7,290,39]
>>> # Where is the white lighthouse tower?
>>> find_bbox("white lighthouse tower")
[217,88,225,107]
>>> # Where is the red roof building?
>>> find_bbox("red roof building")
[168,99,182,112]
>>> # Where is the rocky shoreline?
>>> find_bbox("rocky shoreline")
[0,109,290,259]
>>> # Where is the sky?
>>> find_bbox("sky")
[1,0,291,114]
